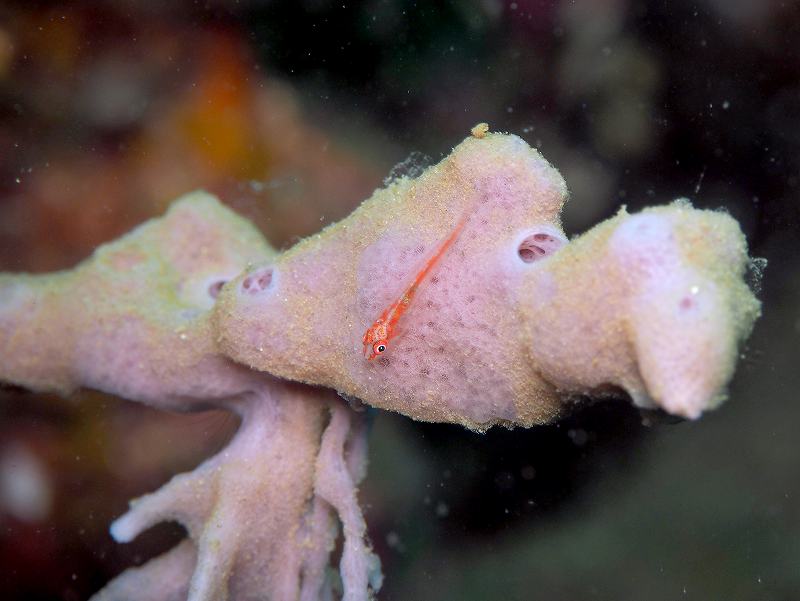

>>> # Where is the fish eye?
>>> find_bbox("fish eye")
[374,343,386,354]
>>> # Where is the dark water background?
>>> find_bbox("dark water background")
[0,1,798,599]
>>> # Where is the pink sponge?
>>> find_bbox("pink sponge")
[0,129,764,601]
[524,202,761,418]
[0,191,382,601]
[0,191,272,406]
[215,132,572,429]
[216,133,762,428]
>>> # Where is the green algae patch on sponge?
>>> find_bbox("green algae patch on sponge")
[215,132,572,431]
[522,201,762,419]
[0,191,273,406]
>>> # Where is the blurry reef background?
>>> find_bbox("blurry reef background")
[0,1,799,600]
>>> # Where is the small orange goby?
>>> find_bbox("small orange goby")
[363,215,468,360]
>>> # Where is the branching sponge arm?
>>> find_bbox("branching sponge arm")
[522,203,761,418]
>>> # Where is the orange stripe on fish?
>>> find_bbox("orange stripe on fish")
[363,215,467,360]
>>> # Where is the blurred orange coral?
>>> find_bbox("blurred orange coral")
[0,9,382,272]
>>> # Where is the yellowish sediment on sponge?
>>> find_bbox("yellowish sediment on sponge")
[0,191,273,405]
[215,133,761,426]
[471,122,490,138]
[521,201,761,419]
[0,129,765,601]
[1,131,763,427]
[214,132,571,429]
[1,191,383,601]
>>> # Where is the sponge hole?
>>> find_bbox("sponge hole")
[517,231,565,263]
[241,267,274,295]
[207,279,227,299]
